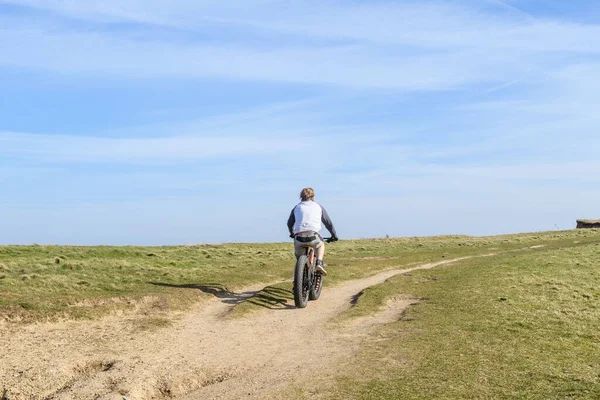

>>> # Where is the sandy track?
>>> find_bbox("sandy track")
[0,255,489,400]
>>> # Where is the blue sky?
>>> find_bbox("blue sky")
[1,0,599,245]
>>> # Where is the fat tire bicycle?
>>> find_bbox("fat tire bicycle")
[293,237,336,308]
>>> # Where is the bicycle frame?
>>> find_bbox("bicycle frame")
[305,247,316,289]
[307,246,315,267]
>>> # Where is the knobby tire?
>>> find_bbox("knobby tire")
[294,255,310,308]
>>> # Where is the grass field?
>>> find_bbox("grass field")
[1,229,599,398]
[0,229,599,323]
[282,232,600,399]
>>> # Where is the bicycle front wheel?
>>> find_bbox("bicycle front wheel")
[293,255,310,308]
[309,272,323,301]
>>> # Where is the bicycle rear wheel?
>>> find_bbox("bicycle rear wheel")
[293,255,310,308]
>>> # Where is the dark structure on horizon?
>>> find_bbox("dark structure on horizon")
[576,219,600,229]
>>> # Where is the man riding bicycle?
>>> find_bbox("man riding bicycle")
[287,188,339,275]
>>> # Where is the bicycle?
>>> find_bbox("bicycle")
[293,237,336,308]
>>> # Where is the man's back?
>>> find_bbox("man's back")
[292,200,323,234]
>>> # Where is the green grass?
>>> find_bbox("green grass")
[2,229,600,398]
[286,233,600,399]
[0,229,598,323]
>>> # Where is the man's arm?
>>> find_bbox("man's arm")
[287,207,296,237]
[320,205,338,238]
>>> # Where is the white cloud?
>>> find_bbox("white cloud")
[1,1,599,88]
[4,0,600,51]
[415,162,600,182]
[0,131,304,162]
[0,0,270,26]
[0,24,516,89]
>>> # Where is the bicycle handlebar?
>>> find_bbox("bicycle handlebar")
[290,234,338,243]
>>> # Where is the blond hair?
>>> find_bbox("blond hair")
[300,187,315,201]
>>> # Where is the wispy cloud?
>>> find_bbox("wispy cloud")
[2,1,599,89]
[485,0,537,20]
[4,0,599,52]
[0,24,514,89]
[0,131,305,162]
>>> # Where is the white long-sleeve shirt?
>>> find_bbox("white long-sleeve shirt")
[287,200,338,236]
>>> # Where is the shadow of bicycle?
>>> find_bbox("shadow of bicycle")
[244,285,294,310]
[149,282,295,310]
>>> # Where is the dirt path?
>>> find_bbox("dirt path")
[0,255,492,400]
